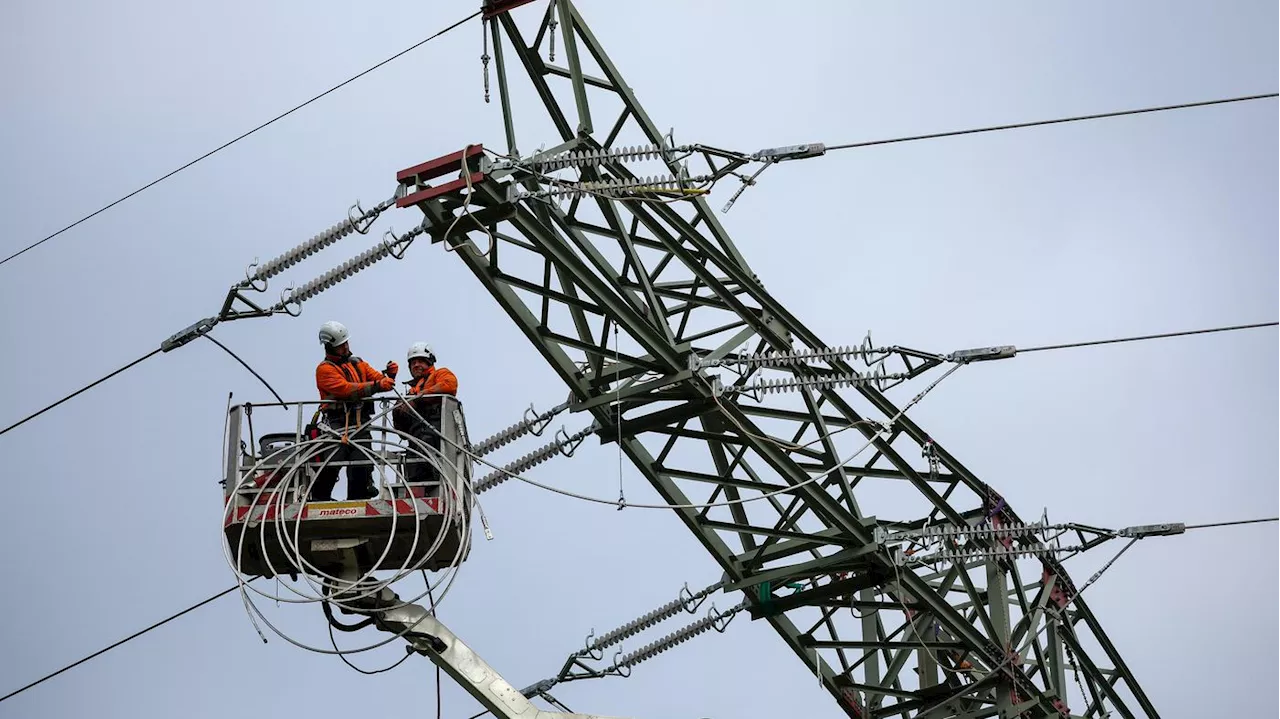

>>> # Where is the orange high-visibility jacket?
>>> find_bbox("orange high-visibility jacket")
[407,366,458,397]
[316,355,389,405]
[393,366,458,435]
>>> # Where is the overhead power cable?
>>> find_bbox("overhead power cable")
[2,191,408,438]
[913,514,1278,716]
[0,10,480,270]
[1018,321,1278,354]
[0,585,240,705]
[203,335,284,404]
[708,92,1278,210]
[927,319,1275,367]
[911,527,1142,716]
[880,513,1279,567]
[0,349,161,437]
[0,330,290,437]
[826,92,1278,152]
[1182,514,1274,532]
[698,321,1277,385]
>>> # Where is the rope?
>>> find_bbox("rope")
[0,10,481,269]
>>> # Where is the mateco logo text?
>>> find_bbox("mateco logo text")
[312,507,361,518]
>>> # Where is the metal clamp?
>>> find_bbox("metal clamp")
[948,345,1017,363]
[161,316,219,353]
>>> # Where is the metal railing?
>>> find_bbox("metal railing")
[223,395,471,504]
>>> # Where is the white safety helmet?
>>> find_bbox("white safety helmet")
[406,341,435,364]
[318,321,350,347]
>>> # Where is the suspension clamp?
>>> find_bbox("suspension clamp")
[752,143,827,162]
[1117,522,1185,538]
[519,678,558,698]
[948,345,1016,363]
[161,316,219,352]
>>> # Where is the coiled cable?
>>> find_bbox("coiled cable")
[222,399,475,660]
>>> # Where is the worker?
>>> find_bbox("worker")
[392,341,458,484]
[311,321,398,502]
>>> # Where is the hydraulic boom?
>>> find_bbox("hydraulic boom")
[328,563,627,719]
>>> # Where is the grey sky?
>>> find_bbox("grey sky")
[1,1,1276,717]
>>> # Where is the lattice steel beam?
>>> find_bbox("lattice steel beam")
[404,2,1160,716]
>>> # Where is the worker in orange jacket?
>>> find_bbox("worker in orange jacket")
[392,341,458,484]
[311,321,398,502]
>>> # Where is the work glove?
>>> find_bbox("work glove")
[384,361,398,379]
[376,376,395,392]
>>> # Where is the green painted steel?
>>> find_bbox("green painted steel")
[402,3,1160,716]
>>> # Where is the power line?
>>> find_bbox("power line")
[903,512,1277,716]
[0,349,161,437]
[826,92,1278,152]
[1185,517,1278,531]
[1019,321,1278,354]
[0,585,240,705]
[0,506,1267,709]
[0,10,480,270]
[204,335,285,405]
[0,332,290,438]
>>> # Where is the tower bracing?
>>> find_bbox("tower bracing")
[396,2,1160,716]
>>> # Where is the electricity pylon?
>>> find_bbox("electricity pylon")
[397,2,1159,715]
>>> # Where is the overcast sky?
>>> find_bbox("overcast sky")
[1,1,1276,717]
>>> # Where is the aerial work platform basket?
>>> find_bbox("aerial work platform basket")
[222,396,473,579]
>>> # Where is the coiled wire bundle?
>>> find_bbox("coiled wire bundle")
[221,396,476,668]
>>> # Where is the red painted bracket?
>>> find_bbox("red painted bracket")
[396,144,486,209]
[482,0,538,20]
[1042,565,1076,609]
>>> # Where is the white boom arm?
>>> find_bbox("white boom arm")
[332,581,627,719]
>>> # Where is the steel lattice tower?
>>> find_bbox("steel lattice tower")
[398,2,1160,716]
